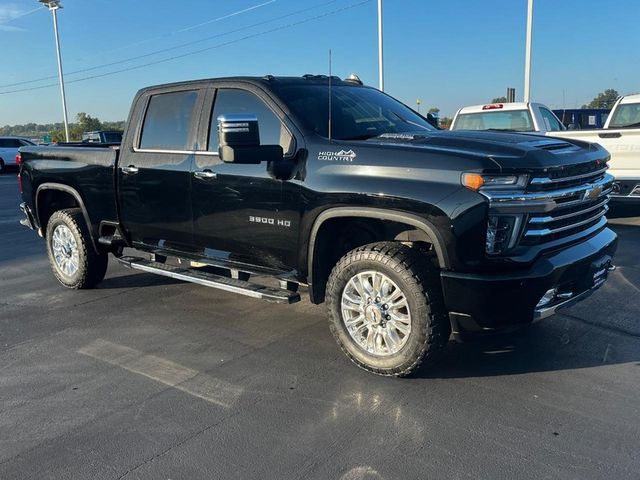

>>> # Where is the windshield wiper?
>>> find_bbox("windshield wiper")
[337,134,381,140]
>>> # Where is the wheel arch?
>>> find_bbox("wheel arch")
[35,183,100,253]
[306,207,450,304]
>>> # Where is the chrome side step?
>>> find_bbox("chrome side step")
[117,256,300,304]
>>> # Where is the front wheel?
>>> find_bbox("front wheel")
[326,242,450,377]
[46,208,108,289]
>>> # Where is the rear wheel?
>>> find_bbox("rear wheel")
[326,242,450,377]
[46,208,108,289]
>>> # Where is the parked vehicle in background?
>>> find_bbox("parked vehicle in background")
[548,94,640,203]
[553,108,610,130]
[17,75,617,376]
[450,102,566,134]
[82,130,123,144]
[0,137,35,172]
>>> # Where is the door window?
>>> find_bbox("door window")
[139,90,198,151]
[0,138,22,148]
[208,89,293,154]
[539,108,563,131]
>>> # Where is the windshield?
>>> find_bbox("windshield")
[608,103,640,128]
[453,109,535,132]
[276,85,436,140]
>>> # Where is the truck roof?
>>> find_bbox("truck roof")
[456,102,545,114]
[138,75,366,95]
[617,93,640,105]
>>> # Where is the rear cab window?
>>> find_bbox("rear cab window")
[453,110,534,132]
[139,90,200,151]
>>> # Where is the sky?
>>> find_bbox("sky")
[0,0,639,126]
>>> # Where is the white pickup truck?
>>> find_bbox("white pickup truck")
[550,94,640,203]
[450,96,640,203]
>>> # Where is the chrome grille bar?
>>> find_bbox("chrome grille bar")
[524,206,609,237]
[528,197,610,225]
[529,166,608,185]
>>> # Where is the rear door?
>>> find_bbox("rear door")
[190,86,300,271]
[118,87,205,251]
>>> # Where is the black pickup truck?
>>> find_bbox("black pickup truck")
[18,75,617,376]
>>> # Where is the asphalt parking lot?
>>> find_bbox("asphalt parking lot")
[1,172,639,480]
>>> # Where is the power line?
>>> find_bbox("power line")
[104,0,277,55]
[0,5,42,24]
[0,0,341,89]
[0,0,371,96]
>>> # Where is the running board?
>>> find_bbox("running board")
[117,256,300,304]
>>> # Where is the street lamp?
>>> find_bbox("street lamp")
[39,0,70,141]
[377,0,384,91]
[523,0,534,102]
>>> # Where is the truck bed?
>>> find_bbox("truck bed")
[19,145,120,239]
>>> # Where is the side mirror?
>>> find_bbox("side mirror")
[217,114,283,164]
[426,112,439,129]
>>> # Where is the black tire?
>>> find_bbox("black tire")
[326,242,450,377]
[46,208,108,289]
[0,158,5,174]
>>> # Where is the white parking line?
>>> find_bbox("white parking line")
[78,339,243,407]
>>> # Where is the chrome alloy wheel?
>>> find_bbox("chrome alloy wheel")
[51,224,80,277]
[341,270,412,356]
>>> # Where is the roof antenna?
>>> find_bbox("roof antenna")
[328,49,332,141]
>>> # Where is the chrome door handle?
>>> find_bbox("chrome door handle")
[193,170,217,180]
[121,165,139,175]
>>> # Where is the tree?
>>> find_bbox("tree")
[491,96,507,103]
[582,89,619,109]
[428,107,440,115]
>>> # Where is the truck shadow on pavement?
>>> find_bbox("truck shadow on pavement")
[413,318,640,379]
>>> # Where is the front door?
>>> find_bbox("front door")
[190,87,300,271]
[118,88,203,251]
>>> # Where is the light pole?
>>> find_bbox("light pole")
[39,0,69,141]
[377,0,384,91]
[523,0,534,102]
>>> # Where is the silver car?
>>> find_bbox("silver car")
[0,137,36,173]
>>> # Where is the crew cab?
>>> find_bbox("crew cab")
[549,94,640,203]
[17,75,617,376]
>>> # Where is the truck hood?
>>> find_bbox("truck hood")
[363,130,607,173]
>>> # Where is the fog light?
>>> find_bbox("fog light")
[486,215,522,255]
[536,288,557,308]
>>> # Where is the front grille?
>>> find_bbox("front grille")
[520,162,612,246]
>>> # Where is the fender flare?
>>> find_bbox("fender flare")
[35,183,99,252]
[306,206,450,288]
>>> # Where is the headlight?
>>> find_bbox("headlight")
[486,214,523,255]
[462,173,528,191]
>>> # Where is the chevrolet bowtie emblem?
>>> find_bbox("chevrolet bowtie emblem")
[583,185,603,201]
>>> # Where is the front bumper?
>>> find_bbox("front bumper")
[441,227,618,332]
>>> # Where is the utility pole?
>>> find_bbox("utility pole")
[523,0,534,102]
[40,0,70,141]
[377,0,384,91]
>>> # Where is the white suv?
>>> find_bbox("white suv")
[0,137,35,173]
